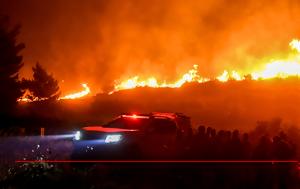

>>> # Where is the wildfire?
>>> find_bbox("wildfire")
[17,90,48,103]
[59,83,90,100]
[110,39,300,93]
[289,39,300,53]
[216,70,245,82]
[251,39,300,80]
[18,83,91,102]
[251,61,300,80]
[110,65,210,94]
[110,67,245,93]
[18,39,300,101]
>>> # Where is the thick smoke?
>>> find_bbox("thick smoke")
[1,0,300,94]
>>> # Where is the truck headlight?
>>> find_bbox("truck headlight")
[105,134,122,143]
[74,131,81,140]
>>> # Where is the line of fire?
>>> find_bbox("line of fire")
[2,1,300,188]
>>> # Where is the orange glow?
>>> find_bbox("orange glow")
[110,64,210,94]
[290,39,300,53]
[251,61,300,80]
[17,96,33,103]
[122,114,150,119]
[251,39,300,80]
[59,83,90,100]
[216,70,229,82]
[216,70,245,82]
[17,90,47,103]
[18,83,91,102]
[18,39,300,100]
[111,65,244,92]
[110,39,300,93]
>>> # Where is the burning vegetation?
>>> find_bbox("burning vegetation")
[110,39,300,93]
[2,1,300,188]
[58,83,90,100]
[16,38,300,101]
[18,83,91,102]
[1,2,300,130]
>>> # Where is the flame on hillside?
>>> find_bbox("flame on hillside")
[59,83,90,100]
[110,39,300,94]
[18,39,300,101]
[17,90,47,103]
[110,65,210,94]
[251,39,300,80]
[290,39,300,52]
[18,84,91,102]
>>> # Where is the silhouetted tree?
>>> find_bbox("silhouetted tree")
[0,16,24,115]
[28,63,60,100]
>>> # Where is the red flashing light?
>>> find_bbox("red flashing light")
[152,112,176,119]
[122,114,149,119]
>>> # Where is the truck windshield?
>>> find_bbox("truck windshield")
[105,117,149,129]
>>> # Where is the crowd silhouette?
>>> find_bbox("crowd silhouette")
[183,126,297,160]
[1,125,300,189]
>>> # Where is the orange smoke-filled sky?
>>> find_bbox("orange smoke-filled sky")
[1,0,300,94]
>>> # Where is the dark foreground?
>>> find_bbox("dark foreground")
[0,136,300,189]
[2,161,300,189]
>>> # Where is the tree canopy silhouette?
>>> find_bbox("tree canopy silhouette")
[0,16,24,115]
[27,63,60,100]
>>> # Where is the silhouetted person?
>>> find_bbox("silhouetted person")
[241,133,252,159]
[272,135,295,160]
[272,133,297,189]
[229,129,242,159]
[206,126,212,139]
[193,125,209,159]
[211,129,216,138]
[252,136,274,189]
[223,130,232,159]
[253,136,272,159]
[197,125,206,138]
[208,128,217,159]
[216,130,227,159]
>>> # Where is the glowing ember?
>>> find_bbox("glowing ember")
[59,83,90,100]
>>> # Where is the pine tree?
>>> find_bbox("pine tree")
[0,16,24,115]
[29,63,60,100]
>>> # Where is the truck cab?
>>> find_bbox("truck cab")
[71,112,192,159]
